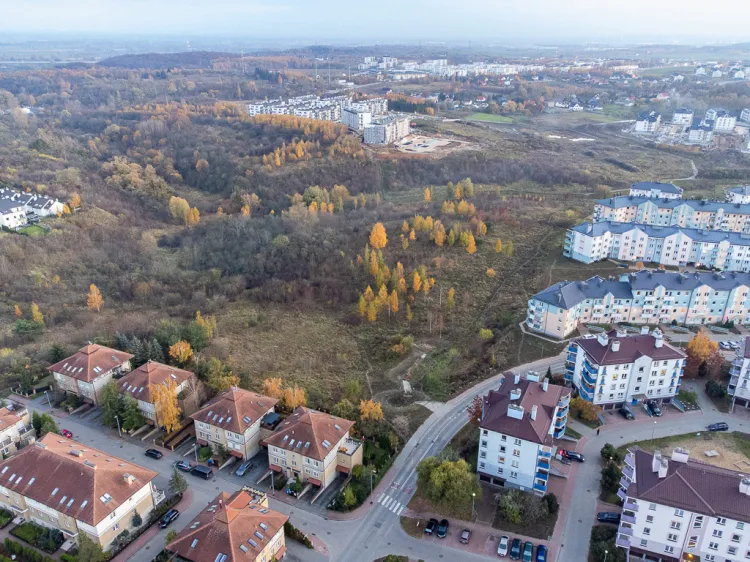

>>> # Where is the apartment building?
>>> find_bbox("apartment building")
[342,107,372,131]
[49,344,133,406]
[477,373,570,496]
[0,401,35,456]
[741,108,750,124]
[192,388,278,460]
[729,337,750,409]
[727,185,750,204]
[628,182,683,200]
[565,330,685,408]
[635,111,661,133]
[363,115,410,145]
[617,447,750,562]
[564,220,750,272]
[0,434,160,550]
[0,188,64,229]
[168,488,287,562]
[527,271,750,338]
[116,361,196,424]
[714,109,737,133]
[264,407,362,490]
[671,108,694,126]
[346,97,388,116]
[688,120,715,145]
[593,195,750,234]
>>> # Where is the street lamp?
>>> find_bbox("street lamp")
[604,549,608,562]
[652,420,657,440]
[472,492,476,521]
[270,470,275,496]
[44,390,51,410]
[370,468,377,497]
[114,415,122,438]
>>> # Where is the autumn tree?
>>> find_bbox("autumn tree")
[69,192,82,210]
[389,290,399,313]
[424,187,432,202]
[495,239,503,253]
[169,341,193,366]
[13,305,21,318]
[465,232,477,255]
[685,331,720,377]
[282,385,307,410]
[412,271,422,293]
[358,295,367,317]
[369,222,388,249]
[152,379,181,433]
[360,400,384,421]
[486,268,496,277]
[401,221,409,233]
[168,196,190,224]
[87,284,103,312]
[503,240,514,256]
[262,377,283,399]
[446,287,456,313]
[30,302,44,325]
[467,395,483,426]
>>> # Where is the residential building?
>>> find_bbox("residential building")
[49,344,133,406]
[688,119,714,145]
[167,488,287,562]
[192,388,279,460]
[0,188,64,228]
[706,108,719,121]
[527,271,750,338]
[346,97,388,116]
[628,181,683,200]
[363,115,410,145]
[727,186,750,204]
[564,220,750,272]
[341,107,372,131]
[264,407,362,490]
[616,447,750,562]
[671,108,694,126]
[565,330,685,408]
[729,337,750,408]
[477,372,570,496]
[695,66,707,76]
[0,401,35,456]
[635,111,661,133]
[714,110,737,133]
[116,361,197,424]
[0,198,28,229]
[0,434,160,550]
[741,108,750,124]
[593,195,750,234]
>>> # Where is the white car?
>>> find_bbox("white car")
[498,535,509,556]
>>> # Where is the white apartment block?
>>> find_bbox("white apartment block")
[247,95,348,122]
[564,221,750,272]
[635,111,661,133]
[346,97,388,116]
[688,121,714,145]
[714,110,737,133]
[628,182,683,200]
[363,115,410,145]
[672,109,694,126]
[730,337,750,409]
[617,447,750,562]
[477,373,570,496]
[342,108,372,131]
[527,271,750,338]
[565,330,685,409]
[0,188,64,229]
[741,108,750,124]
[727,186,750,204]
[593,195,750,234]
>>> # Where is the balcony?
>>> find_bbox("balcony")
[535,471,549,482]
[616,536,631,549]
[618,526,633,537]
[581,368,598,387]
[538,448,552,458]
[619,477,631,489]
[617,488,627,502]
[559,393,571,407]
[624,452,635,468]
[622,464,634,480]
[533,482,546,493]
[578,386,594,402]
[566,353,577,363]
[537,460,550,471]
[621,513,637,525]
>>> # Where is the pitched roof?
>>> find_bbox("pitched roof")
[595,195,750,214]
[191,388,278,435]
[570,220,750,246]
[480,375,571,446]
[168,490,287,562]
[263,407,355,461]
[574,331,685,365]
[532,275,633,309]
[48,344,133,383]
[0,433,157,525]
[729,185,750,196]
[627,448,750,521]
[117,361,195,404]
[0,404,28,434]
[630,181,683,195]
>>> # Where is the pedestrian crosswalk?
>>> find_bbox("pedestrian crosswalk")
[377,493,405,516]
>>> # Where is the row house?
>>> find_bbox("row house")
[628,182,683,200]
[0,401,35,456]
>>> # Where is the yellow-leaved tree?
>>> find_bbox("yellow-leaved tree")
[87,284,103,312]
[30,302,44,325]
[359,399,384,421]
[424,187,432,202]
[262,377,284,399]
[369,222,388,250]
[152,379,181,433]
[495,239,503,253]
[283,385,307,410]
[169,341,193,366]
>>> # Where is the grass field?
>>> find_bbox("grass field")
[466,113,513,124]
[17,225,46,237]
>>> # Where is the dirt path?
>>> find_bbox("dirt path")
[668,158,698,182]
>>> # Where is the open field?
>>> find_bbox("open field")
[465,113,513,124]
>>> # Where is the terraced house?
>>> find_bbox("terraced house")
[49,344,133,406]
[0,401,35,456]
[264,407,362,490]
[527,271,750,338]
[191,388,278,460]
[116,361,197,424]
[0,434,160,550]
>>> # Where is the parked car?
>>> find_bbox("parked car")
[646,401,662,417]
[510,538,522,560]
[235,459,254,477]
[522,541,534,562]
[720,342,732,350]
[535,545,548,562]
[560,449,585,462]
[597,512,621,524]
[436,519,449,539]
[61,429,73,439]
[708,422,729,432]
[459,529,472,544]
[145,448,163,459]
[729,341,740,349]
[497,535,509,556]
[158,509,179,528]
[424,518,438,535]
[174,460,192,472]
[190,465,213,480]
[619,407,635,420]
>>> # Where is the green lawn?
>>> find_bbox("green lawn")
[466,113,513,124]
[18,225,46,237]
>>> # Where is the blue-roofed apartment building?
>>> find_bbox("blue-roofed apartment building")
[628,181,683,200]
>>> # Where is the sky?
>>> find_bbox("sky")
[4,0,750,44]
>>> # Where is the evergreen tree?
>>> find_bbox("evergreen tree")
[115,331,130,351]
[129,337,147,367]
[169,468,188,495]
[149,339,165,363]
[122,397,145,431]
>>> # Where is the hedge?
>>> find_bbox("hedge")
[3,538,57,562]
[283,522,313,549]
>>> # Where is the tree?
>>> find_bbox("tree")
[467,395,483,426]
[168,196,190,224]
[416,456,481,509]
[341,485,357,508]
[152,379,181,433]
[262,377,283,399]
[571,396,600,423]
[389,290,399,313]
[503,240,514,257]
[412,271,422,293]
[30,302,44,325]
[169,341,193,366]
[165,530,178,546]
[401,221,409,232]
[32,411,42,435]
[13,304,21,318]
[685,331,719,377]
[87,284,103,312]
[600,443,624,464]
[39,413,59,436]
[169,467,188,495]
[121,396,145,431]
[132,512,143,527]
[358,295,367,317]
[359,400,384,421]
[332,399,358,420]
[187,207,200,225]
[69,192,82,210]
[601,463,623,495]
[282,385,306,410]
[369,223,388,250]
[465,232,477,255]
[101,381,123,428]
[495,239,503,253]
[496,490,522,523]
[203,357,239,393]
[486,268,496,278]
[77,534,105,562]
[446,287,456,313]
[424,187,432,202]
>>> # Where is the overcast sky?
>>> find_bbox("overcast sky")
[4,0,750,43]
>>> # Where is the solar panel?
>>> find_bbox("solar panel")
[190,539,199,548]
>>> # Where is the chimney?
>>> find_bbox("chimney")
[741,478,750,496]
[611,340,621,352]
[530,405,538,421]
[641,326,650,335]
[652,451,662,473]
[671,448,689,464]
[123,473,136,485]
[654,336,664,348]
[507,404,525,420]
[526,371,540,383]
[510,389,522,401]
[542,379,549,392]
[657,457,669,478]
[219,499,224,509]
[597,332,609,347]
[514,373,520,384]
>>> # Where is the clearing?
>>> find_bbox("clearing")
[465,113,513,124]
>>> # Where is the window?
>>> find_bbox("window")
[671,521,681,530]
[648,503,656,511]
[501,435,507,442]
[739,522,746,530]
[480,451,487,459]
[510,471,518,479]
[709,542,719,550]
[499,456,505,464]
[481,440,488,448]
[482,430,488,436]
[500,446,506,453]
[667,533,678,543]
[513,449,520,457]
[646,515,654,523]
[687,536,698,549]
[664,545,674,554]
[643,528,651,536]
[640,539,648,547]
[112,523,119,532]
[713,530,723,538]
[718,517,727,526]
[694,516,704,528]
[511,461,519,468]
[479,462,485,470]
[733,534,742,543]
[729,546,737,556]
[497,468,503,475]
[674,509,684,517]
[514,438,522,446]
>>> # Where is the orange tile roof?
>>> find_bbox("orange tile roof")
[190,388,278,435]
[263,407,355,461]
[48,344,133,383]
[117,361,195,404]
[0,405,28,434]
[0,433,157,525]
[168,490,287,562]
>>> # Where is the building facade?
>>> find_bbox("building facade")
[617,447,750,562]
[363,115,410,145]
[727,186,750,204]
[671,109,694,126]
[628,182,683,200]
[0,401,35,456]
[0,434,160,550]
[730,337,750,409]
[49,345,133,406]
[0,188,64,230]
[565,331,685,408]
[116,361,196,424]
[477,373,570,496]
[264,407,362,490]
[192,388,279,460]
[714,110,737,132]
[635,111,661,133]
[564,220,750,272]
[527,271,750,338]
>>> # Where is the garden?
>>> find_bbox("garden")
[0,510,13,529]
[10,522,64,553]
[493,489,560,539]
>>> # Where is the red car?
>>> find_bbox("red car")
[61,429,73,439]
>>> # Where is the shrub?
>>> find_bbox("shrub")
[705,380,727,399]
[284,521,313,549]
[479,328,493,341]
[132,512,142,527]
[600,443,624,464]
[0,509,13,528]
[677,390,698,406]
[197,446,213,462]
[543,493,559,515]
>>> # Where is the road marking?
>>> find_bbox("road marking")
[390,501,401,513]
[377,494,384,504]
[397,505,405,516]
[383,497,394,509]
